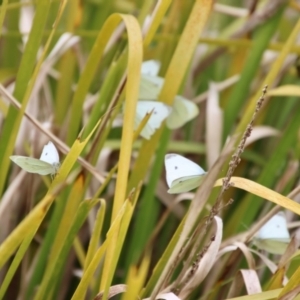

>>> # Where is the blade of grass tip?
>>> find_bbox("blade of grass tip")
[0,119,101,269]
[214,177,300,216]
[268,85,300,97]
[133,110,154,140]
[52,119,102,186]
[0,230,35,300]
[121,253,151,300]
[84,199,106,270]
[0,0,52,196]
[93,164,118,198]
[71,243,108,300]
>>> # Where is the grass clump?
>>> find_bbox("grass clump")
[0,1,300,299]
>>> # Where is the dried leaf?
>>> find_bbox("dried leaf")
[94,284,127,300]
[245,126,280,147]
[206,82,223,168]
[227,269,262,298]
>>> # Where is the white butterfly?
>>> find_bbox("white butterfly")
[141,60,161,76]
[253,212,291,255]
[139,72,199,129]
[165,154,206,194]
[139,75,163,100]
[135,101,172,140]
[166,95,199,129]
[10,141,60,176]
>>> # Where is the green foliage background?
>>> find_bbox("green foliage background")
[0,0,299,299]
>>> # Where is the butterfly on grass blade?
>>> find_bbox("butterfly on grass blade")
[10,141,60,176]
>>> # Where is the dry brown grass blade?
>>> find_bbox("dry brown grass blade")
[179,216,223,298]
[94,284,127,300]
[244,126,280,147]
[227,269,262,298]
[232,242,256,270]
[206,82,223,168]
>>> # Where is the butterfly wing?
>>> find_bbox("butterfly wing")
[165,154,206,193]
[141,60,161,76]
[139,75,199,130]
[168,175,205,194]
[253,212,290,254]
[252,238,290,255]
[139,75,163,100]
[256,212,290,240]
[40,141,60,165]
[166,96,199,129]
[135,101,172,139]
[10,156,55,175]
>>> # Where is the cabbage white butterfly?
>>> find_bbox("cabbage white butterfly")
[253,212,290,255]
[135,101,172,140]
[166,95,199,129]
[139,74,199,129]
[165,154,206,194]
[139,75,163,100]
[141,60,161,76]
[10,141,60,176]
